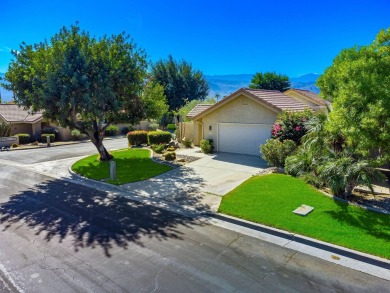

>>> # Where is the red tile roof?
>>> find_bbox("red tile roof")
[190,88,310,120]
[0,104,43,123]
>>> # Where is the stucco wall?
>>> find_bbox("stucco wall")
[10,123,34,136]
[198,94,278,150]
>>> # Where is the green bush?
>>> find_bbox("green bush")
[15,133,31,144]
[148,131,172,145]
[182,137,193,148]
[41,133,55,143]
[260,139,297,167]
[104,125,118,136]
[163,151,176,161]
[167,124,176,131]
[41,127,59,140]
[200,139,213,153]
[71,129,87,141]
[0,122,11,137]
[151,144,166,154]
[11,143,19,148]
[127,130,148,146]
[148,123,159,131]
[166,146,175,152]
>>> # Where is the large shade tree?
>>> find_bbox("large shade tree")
[151,55,209,111]
[249,72,291,92]
[317,28,390,162]
[3,24,167,161]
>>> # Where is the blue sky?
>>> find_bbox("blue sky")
[1,0,389,76]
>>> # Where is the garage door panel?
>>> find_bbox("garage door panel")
[218,123,271,156]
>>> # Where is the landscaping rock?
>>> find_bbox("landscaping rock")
[258,167,285,175]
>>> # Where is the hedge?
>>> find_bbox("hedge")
[15,133,31,144]
[147,131,172,145]
[105,125,118,136]
[41,133,56,143]
[127,130,148,146]
[41,127,59,140]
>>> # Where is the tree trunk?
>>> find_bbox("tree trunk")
[89,130,113,161]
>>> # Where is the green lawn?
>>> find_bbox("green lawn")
[72,148,173,185]
[218,174,390,259]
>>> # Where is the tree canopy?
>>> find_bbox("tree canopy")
[317,28,390,161]
[151,55,209,111]
[3,24,167,160]
[249,72,290,92]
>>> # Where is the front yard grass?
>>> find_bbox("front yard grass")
[72,148,173,185]
[218,174,390,259]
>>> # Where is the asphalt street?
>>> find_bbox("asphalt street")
[0,139,389,292]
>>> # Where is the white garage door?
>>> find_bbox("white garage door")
[218,123,272,156]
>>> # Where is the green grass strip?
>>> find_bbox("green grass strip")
[72,148,172,185]
[218,174,390,259]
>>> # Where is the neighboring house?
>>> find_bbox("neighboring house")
[184,88,327,156]
[284,88,331,111]
[0,104,43,138]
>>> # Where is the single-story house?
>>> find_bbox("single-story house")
[183,88,329,156]
[284,88,331,111]
[0,104,43,138]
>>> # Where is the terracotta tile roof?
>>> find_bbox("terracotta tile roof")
[0,104,43,123]
[286,89,331,107]
[190,88,310,120]
[186,104,213,118]
[244,88,309,111]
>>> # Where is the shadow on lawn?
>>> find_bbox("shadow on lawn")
[325,198,390,241]
[0,178,203,257]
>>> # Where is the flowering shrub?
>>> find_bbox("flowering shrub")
[260,139,297,167]
[271,110,313,143]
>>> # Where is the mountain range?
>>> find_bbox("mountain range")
[0,72,321,103]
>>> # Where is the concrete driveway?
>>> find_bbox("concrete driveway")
[121,148,267,211]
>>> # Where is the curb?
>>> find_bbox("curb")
[209,213,390,271]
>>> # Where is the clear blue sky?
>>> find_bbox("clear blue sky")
[1,0,389,76]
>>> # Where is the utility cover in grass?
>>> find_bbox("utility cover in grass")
[293,204,314,216]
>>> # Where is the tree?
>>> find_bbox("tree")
[249,72,291,91]
[151,55,209,111]
[177,97,216,122]
[317,28,390,161]
[3,24,167,161]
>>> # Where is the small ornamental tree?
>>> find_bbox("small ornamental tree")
[271,110,313,144]
[2,24,167,161]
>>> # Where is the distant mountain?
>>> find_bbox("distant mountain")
[206,73,321,98]
[0,73,14,103]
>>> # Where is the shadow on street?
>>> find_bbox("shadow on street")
[0,179,202,257]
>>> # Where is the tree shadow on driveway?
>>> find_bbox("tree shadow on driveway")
[0,179,203,257]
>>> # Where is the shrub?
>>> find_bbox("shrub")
[0,122,11,137]
[271,110,314,144]
[127,130,148,146]
[260,139,297,167]
[121,125,134,135]
[71,129,87,141]
[15,133,31,144]
[11,143,19,148]
[41,133,55,143]
[182,137,193,148]
[148,131,172,145]
[163,151,176,161]
[148,123,159,131]
[167,124,176,131]
[200,139,213,154]
[104,125,118,136]
[166,146,175,152]
[41,127,59,140]
[151,144,166,154]
[174,128,180,141]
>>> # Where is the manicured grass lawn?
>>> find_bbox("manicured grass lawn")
[218,174,390,259]
[72,148,173,185]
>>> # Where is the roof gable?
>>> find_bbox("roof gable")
[186,104,213,119]
[0,104,43,123]
[284,88,331,107]
[190,88,309,120]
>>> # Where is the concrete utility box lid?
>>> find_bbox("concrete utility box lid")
[293,204,314,216]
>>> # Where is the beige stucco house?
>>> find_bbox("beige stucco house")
[0,104,43,138]
[183,88,329,156]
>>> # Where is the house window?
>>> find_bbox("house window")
[209,125,212,131]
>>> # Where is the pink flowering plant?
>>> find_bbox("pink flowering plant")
[271,109,313,144]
